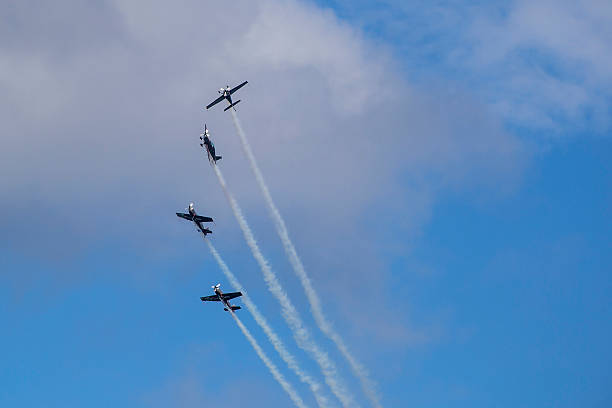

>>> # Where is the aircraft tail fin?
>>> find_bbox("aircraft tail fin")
[224,100,241,111]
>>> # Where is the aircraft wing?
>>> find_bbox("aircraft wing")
[194,215,213,223]
[222,292,242,300]
[229,81,248,95]
[176,212,192,220]
[206,95,225,110]
[200,295,220,302]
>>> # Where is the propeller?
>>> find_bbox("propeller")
[200,124,209,141]
[212,283,221,289]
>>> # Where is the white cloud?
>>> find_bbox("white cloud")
[0,0,524,392]
[462,0,612,132]
[473,1,612,75]
[328,0,612,133]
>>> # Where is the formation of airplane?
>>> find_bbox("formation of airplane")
[176,81,250,314]
[176,203,214,236]
[206,81,248,111]
[199,124,222,163]
[201,284,243,312]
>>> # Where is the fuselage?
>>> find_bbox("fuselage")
[188,203,211,235]
[214,287,235,311]
[200,128,220,163]
[220,88,233,107]
[203,136,215,157]
[188,203,196,217]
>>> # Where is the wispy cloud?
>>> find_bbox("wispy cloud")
[324,0,612,132]
[463,0,612,131]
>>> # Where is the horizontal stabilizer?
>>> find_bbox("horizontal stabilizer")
[231,306,241,311]
[223,100,241,111]
[215,156,222,161]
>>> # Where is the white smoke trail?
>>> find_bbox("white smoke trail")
[229,311,308,408]
[204,237,333,408]
[230,110,381,408]
[212,164,356,408]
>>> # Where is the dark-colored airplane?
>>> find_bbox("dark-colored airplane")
[176,203,213,236]
[201,284,243,312]
[205,81,248,111]
[199,124,222,163]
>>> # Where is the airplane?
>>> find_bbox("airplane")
[199,124,222,163]
[205,81,248,111]
[176,203,213,236]
[201,283,243,312]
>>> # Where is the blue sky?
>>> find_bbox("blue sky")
[1,1,611,407]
